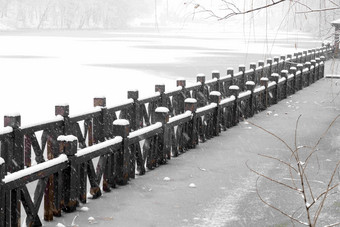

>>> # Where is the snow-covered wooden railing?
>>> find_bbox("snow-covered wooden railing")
[0,44,334,227]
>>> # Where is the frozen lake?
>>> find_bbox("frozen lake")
[0,28,322,127]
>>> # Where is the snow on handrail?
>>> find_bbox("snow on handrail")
[254,86,265,93]
[238,90,251,99]
[0,126,13,135]
[196,103,217,114]
[76,136,123,157]
[168,111,192,124]
[3,154,68,183]
[21,115,64,130]
[220,95,235,105]
[164,86,182,95]
[128,122,162,139]
[268,81,276,88]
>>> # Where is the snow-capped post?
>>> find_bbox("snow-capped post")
[320,56,326,77]
[185,98,198,148]
[308,50,313,62]
[93,96,113,192]
[113,119,130,185]
[258,60,264,82]
[196,74,208,107]
[266,58,272,77]
[269,73,279,104]
[155,84,166,106]
[154,107,170,163]
[246,81,256,117]
[128,90,139,130]
[297,64,304,90]
[302,50,307,62]
[293,53,299,64]
[4,114,22,172]
[249,62,256,82]
[280,55,286,61]
[93,97,108,143]
[3,114,23,225]
[238,65,246,91]
[176,78,187,114]
[289,67,297,93]
[304,61,312,87]
[55,104,71,134]
[311,60,317,83]
[229,85,240,126]
[281,70,289,99]
[212,70,221,93]
[315,58,321,80]
[260,77,269,109]
[298,52,303,63]
[227,67,234,86]
[58,135,78,213]
[209,91,221,136]
[286,54,292,70]
[274,56,280,73]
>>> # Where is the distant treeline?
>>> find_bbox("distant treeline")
[0,0,152,29]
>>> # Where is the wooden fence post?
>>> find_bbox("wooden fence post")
[239,65,246,91]
[113,119,130,185]
[4,114,22,227]
[128,90,139,130]
[155,84,166,107]
[281,70,289,99]
[297,64,304,90]
[315,58,321,80]
[94,97,114,192]
[249,63,256,82]
[304,62,312,87]
[311,60,317,83]
[320,56,326,77]
[53,104,70,217]
[269,73,280,103]
[212,71,221,93]
[176,79,187,114]
[154,107,170,163]
[267,58,272,76]
[289,67,297,93]
[227,68,234,87]
[260,77,269,109]
[246,81,256,117]
[229,85,240,125]
[184,98,198,148]
[210,91,221,136]
[58,135,78,213]
[274,56,280,73]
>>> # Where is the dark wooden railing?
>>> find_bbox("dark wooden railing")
[0,43,334,227]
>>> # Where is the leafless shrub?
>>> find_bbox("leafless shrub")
[246,114,340,226]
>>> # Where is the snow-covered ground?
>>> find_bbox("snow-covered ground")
[0,28,322,127]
